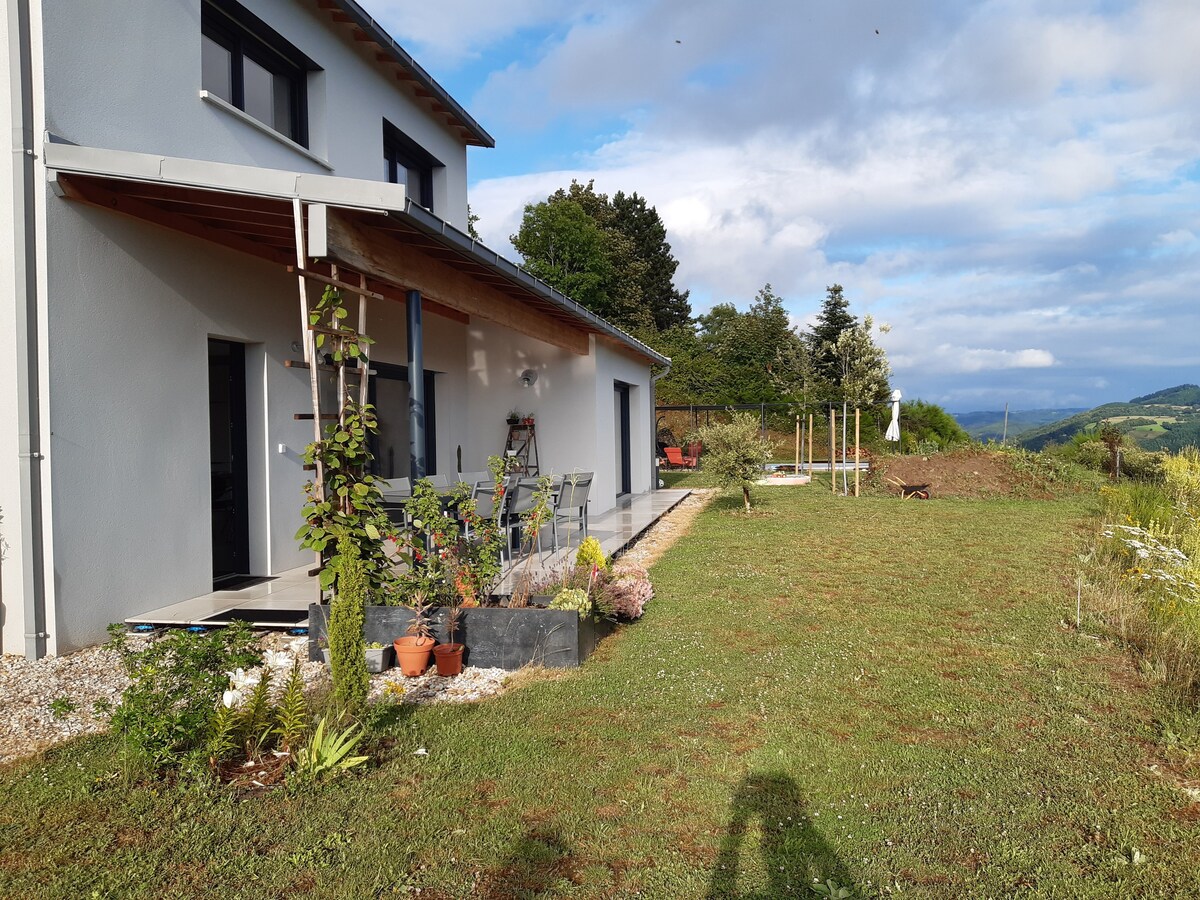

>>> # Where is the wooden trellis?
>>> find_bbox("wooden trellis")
[290,201,380,591]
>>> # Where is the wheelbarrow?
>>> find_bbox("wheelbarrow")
[887,476,930,500]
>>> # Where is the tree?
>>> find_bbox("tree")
[611,191,692,330]
[901,400,969,449]
[511,180,687,335]
[696,413,774,512]
[828,315,891,409]
[511,196,619,318]
[810,284,858,384]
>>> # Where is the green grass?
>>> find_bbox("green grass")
[4,491,1200,898]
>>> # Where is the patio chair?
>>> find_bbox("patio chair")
[503,477,551,558]
[457,471,491,489]
[426,473,451,489]
[687,441,702,466]
[381,476,412,529]
[467,480,508,559]
[552,471,592,551]
[664,447,696,469]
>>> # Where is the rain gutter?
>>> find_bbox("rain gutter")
[7,0,48,659]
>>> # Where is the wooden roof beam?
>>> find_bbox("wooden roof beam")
[323,209,587,355]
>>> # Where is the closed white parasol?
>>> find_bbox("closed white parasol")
[885,389,902,442]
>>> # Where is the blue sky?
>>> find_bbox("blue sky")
[366,0,1200,412]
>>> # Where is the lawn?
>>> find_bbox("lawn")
[4,488,1200,898]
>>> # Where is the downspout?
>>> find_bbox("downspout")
[649,359,672,492]
[7,0,48,659]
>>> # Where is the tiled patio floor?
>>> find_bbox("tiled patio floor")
[126,489,691,628]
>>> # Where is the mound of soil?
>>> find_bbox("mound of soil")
[871,449,1050,500]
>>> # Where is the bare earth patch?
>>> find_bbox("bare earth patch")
[872,449,1050,499]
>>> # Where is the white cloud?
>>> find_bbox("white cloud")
[442,0,1200,408]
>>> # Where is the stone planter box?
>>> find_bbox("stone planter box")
[308,604,616,670]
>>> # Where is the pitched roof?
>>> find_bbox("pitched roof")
[309,0,494,148]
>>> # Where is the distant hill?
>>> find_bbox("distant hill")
[1015,385,1200,452]
[952,408,1087,442]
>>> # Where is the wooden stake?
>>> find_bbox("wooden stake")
[830,408,837,494]
[794,415,800,476]
[808,413,814,478]
[854,407,861,498]
[357,272,370,408]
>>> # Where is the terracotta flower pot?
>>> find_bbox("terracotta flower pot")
[393,636,434,677]
[432,642,464,677]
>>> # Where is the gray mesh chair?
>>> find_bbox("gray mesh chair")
[381,476,412,529]
[552,472,592,551]
[503,477,551,558]
[468,480,507,560]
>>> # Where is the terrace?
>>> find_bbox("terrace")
[126,488,690,629]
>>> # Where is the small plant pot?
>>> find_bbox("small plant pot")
[393,636,434,677]
[321,649,331,666]
[433,643,464,677]
[365,646,394,674]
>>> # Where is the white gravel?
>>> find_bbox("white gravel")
[1,634,510,767]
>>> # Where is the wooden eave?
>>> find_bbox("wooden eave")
[51,173,666,363]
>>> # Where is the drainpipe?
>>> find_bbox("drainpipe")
[7,0,48,659]
[406,290,426,479]
[649,359,672,491]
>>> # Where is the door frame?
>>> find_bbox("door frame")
[615,381,632,496]
[208,338,250,587]
[368,361,437,477]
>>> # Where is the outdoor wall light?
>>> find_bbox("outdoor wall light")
[519,369,538,388]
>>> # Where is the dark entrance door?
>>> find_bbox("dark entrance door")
[369,362,437,480]
[208,339,250,587]
[615,382,632,496]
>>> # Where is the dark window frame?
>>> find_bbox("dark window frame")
[202,0,314,147]
[383,119,442,211]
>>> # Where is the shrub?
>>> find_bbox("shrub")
[106,621,261,771]
[550,587,592,618]
[696,412,774,511]
[575,536,609,571]
[609,561,654,620]
[328,537,369,716]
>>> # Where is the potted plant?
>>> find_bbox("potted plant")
[522,414,535,426]
[393,592,435,677]
[506,409,521,426]
[364,641,393,674]
[433,607,464,677]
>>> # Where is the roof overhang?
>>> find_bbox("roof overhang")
[308,0,494,148]
[44,142,668,365]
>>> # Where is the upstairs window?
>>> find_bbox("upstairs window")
[384,120,442,212]
[202,0,313,146]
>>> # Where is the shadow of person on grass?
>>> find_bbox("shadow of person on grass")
[707,772,855,900]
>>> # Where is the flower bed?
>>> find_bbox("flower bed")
[308,604,617,670]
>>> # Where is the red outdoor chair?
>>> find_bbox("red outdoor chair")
[664,447,696,469]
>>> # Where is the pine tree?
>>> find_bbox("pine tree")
[809,284,858,384]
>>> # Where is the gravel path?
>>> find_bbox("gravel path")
[0,489,714,766]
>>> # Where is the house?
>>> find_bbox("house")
[0,0,669,659]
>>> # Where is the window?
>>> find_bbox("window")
[201,0,313,146]
[383,120,442,211]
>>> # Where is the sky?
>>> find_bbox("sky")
[366,0,1200,412]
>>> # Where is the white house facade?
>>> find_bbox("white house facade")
[1,0,667,658]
